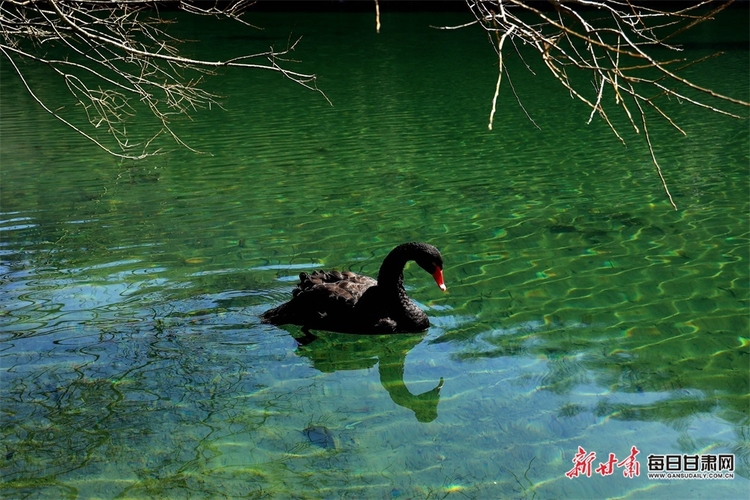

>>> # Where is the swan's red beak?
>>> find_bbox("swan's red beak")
[432,268,447,291]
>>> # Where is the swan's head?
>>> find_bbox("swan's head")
[414,243,446,292]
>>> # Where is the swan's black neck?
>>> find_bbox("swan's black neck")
[376,243,421,293]
[375,242,435,330]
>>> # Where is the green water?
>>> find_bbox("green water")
[1,10,748,500]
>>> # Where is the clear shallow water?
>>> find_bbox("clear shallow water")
[1,10,748,500]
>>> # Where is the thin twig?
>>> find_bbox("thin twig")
[632,88,678,210]
[488,26,515,131]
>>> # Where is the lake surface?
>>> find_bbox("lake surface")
[1,9,748,500]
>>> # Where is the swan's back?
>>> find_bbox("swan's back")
[261,270,377,331]
[294,270,376,301]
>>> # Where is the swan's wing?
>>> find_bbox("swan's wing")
[294,271,376,303]
[262,271,377,329]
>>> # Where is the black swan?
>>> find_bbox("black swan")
[261,242,446,334]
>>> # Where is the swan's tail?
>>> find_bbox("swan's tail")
[260,302,294,325]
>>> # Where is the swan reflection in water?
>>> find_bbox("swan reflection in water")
[294,330,444,423]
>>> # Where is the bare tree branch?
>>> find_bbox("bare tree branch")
[0,0,329,159]
[464,0,750,209]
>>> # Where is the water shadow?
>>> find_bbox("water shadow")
[292,331,444,423]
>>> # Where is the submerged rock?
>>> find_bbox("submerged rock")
[302,425,337,450]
